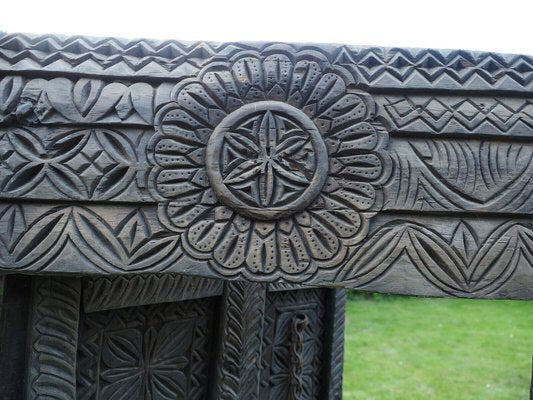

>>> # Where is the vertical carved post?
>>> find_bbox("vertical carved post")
[213,281,266,400]
[322,289,347,400]
[25,277,81,400]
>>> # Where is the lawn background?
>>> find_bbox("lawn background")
[343,293,533,399]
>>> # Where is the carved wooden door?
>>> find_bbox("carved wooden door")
[0,275,345,399]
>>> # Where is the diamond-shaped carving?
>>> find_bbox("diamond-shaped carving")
[491,102,515,123]
[455,100,481,121]
[425,99,450,120]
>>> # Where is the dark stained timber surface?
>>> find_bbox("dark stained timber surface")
[0,33,531,300]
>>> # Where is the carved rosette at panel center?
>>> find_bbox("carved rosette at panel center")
[148,51,389,281]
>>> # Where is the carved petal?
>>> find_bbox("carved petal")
[201,70,244,112]
[232,56,265,100]
[187,216,231,254]
[278,221,312,275]
[294,211,340,261]
[177,82,226,127]
[326,122,378,154]
[330,154,383,183]
[302,73,346,117]
[165,202,213,230]
[309,209,363,242]
[288,60,323,109]
[316,93,368,132]
[246,222,277,274]
[263,54,293,100]
[213,215,251,270]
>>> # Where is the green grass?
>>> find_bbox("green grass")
[343,294,533,399]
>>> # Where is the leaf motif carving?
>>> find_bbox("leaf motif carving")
[73,79,105,116]
[13,208,69,264]
[46,129,88,159]
[8,128,45,160]
[0,204,26,253]
[405,227,467,291]
[73,208,127,266]
[3,162,45,193]
[451,221,478,265]
[130,82,154,124]
[45,78,81,120]
[0,76,23,116]
[116,209,151,253]
[84,83,126,122]
[339,221,533,296]
[468,223,524,292]
[48,164,89,198]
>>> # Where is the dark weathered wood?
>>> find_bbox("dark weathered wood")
[322,289,346,400]
[0,35,532,299]
[213,282,266,399]
[0,275,32,400]
[76,294,218,399]
[26,277,81,400]
[83,273,223,311]
[1,34,532,93]
[0,32,531,397]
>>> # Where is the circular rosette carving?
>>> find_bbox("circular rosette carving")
[148,48,389,281]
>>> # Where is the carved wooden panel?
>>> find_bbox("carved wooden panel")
[0,33,532,300]
[76,297,217,400]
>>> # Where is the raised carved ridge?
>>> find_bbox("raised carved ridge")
[1,34,532,92]
[323,289,346,400]
[377,95,533,136]
[0,76,171,126]
[0,126,153,202]
[383,137,533,213]
[26,277,81,400]
[83,274,223,312]
[338,219,533,297]
[215,282,266,399]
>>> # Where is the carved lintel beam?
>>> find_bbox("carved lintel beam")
[0,34,532,300]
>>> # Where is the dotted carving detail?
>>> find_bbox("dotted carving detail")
[149,49,389,281]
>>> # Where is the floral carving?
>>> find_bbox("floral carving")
[148,49,389,281]
[100,320,191,399]
[0,127,138,200]
[77,299,215,400]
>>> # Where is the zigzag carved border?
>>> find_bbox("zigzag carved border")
[1,33,532,91]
